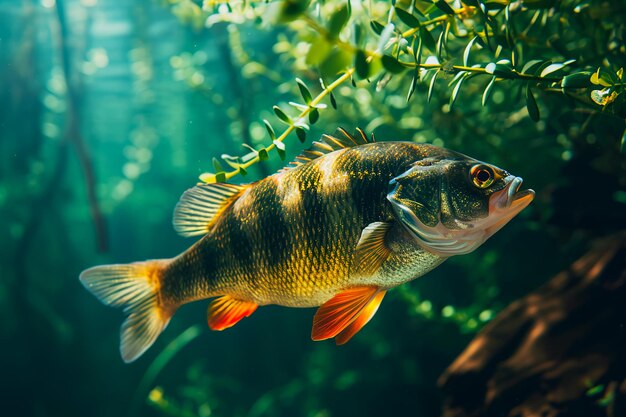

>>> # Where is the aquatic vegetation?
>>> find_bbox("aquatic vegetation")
[163,0,626,183]
[1,0,624,416]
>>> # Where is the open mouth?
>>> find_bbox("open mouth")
[490,176,535,210]
[486,176,535,235]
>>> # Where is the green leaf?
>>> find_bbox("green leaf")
[258,148,269,161]
[540,60,575,78]
[521,59,544,74]
[212,157,223,172]
[263,119,276,140]
[436,29,446,60]
[355,49,370,79]
[482,76,496,106]
[533,60,554,77]
[382,55,407,74]
[493,63,516,78]
[309,108,319,124]
[328,3,350,39]
[413,34,423,67]
[330,91,337,109]
[395,7,420,28]
[278,0,311,22]
[238,166,248,176]
[273,106,292,124]
[296,78,313,104]
[273,140,286,161]
[463,36,478,67]
[525,85,540,122]
[561,72,593,88]
[407,69,418,102]
[428,70,440,103]
[296,127,307,143]
[434,0,455,15]
[420,26,437,53]
[370,20,385,35]
[449,73,467,108]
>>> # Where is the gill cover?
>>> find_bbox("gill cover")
[386,158,534,257]
[386,159,484,257]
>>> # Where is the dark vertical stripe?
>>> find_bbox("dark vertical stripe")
[253,179,292,268]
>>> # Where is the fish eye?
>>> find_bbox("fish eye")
[470,165,495,188]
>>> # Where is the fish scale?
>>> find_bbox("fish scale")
[160,142,440,308]
[80,130,534,362]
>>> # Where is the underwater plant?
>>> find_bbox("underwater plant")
[1,0,624,416]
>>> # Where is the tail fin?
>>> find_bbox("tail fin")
[79,260,172,363]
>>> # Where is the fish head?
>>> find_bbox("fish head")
[387,155,534,257]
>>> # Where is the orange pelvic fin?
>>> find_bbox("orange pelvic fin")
[335,290,386,345]
[207,295,258,331]
[311,286,386,343]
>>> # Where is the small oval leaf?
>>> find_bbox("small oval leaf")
[273,106,292,124]
[482,76,496,106]
[263,119,276,140]
[296,78,313,104]
[309,108,320,124]
[525,85,540,122]
[434,0,455,15]
[561,72,593,88]
[382,55,408,74]
[428,70,440,103]
[463,36,478,67]
[395,7,420,28]
[540,60,575,78]
[296,127,307,143]
[355,50,370,79]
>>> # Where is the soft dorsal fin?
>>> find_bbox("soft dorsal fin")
[283,127,374,171]
[311,286,386,344]
[173,183,246,237]
[207,295,258,331]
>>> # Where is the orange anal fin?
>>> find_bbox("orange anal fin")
[311,286,384,342]
[335,290,386,345]
[207,296,258,331]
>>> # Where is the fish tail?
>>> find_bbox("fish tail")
[79,259,172,363]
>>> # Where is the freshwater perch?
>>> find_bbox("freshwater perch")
[80,129,534,362]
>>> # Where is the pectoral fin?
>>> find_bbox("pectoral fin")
[312,286,386,344]
[207,296,258,331]
[353,221,393,276]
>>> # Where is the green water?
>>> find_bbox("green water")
[1,0,625,416]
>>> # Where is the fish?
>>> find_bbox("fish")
[80,128,534,363]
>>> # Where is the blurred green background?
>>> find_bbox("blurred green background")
[1,0,624,416]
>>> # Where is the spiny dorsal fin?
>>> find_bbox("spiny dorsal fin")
[173,183,246,237]
[283,127,375,171]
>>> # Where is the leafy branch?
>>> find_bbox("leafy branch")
[183,0,625,183]
[199,71,352,183]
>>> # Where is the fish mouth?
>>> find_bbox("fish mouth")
[485,176,535,236]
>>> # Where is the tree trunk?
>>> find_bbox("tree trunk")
[439,232,626,417]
